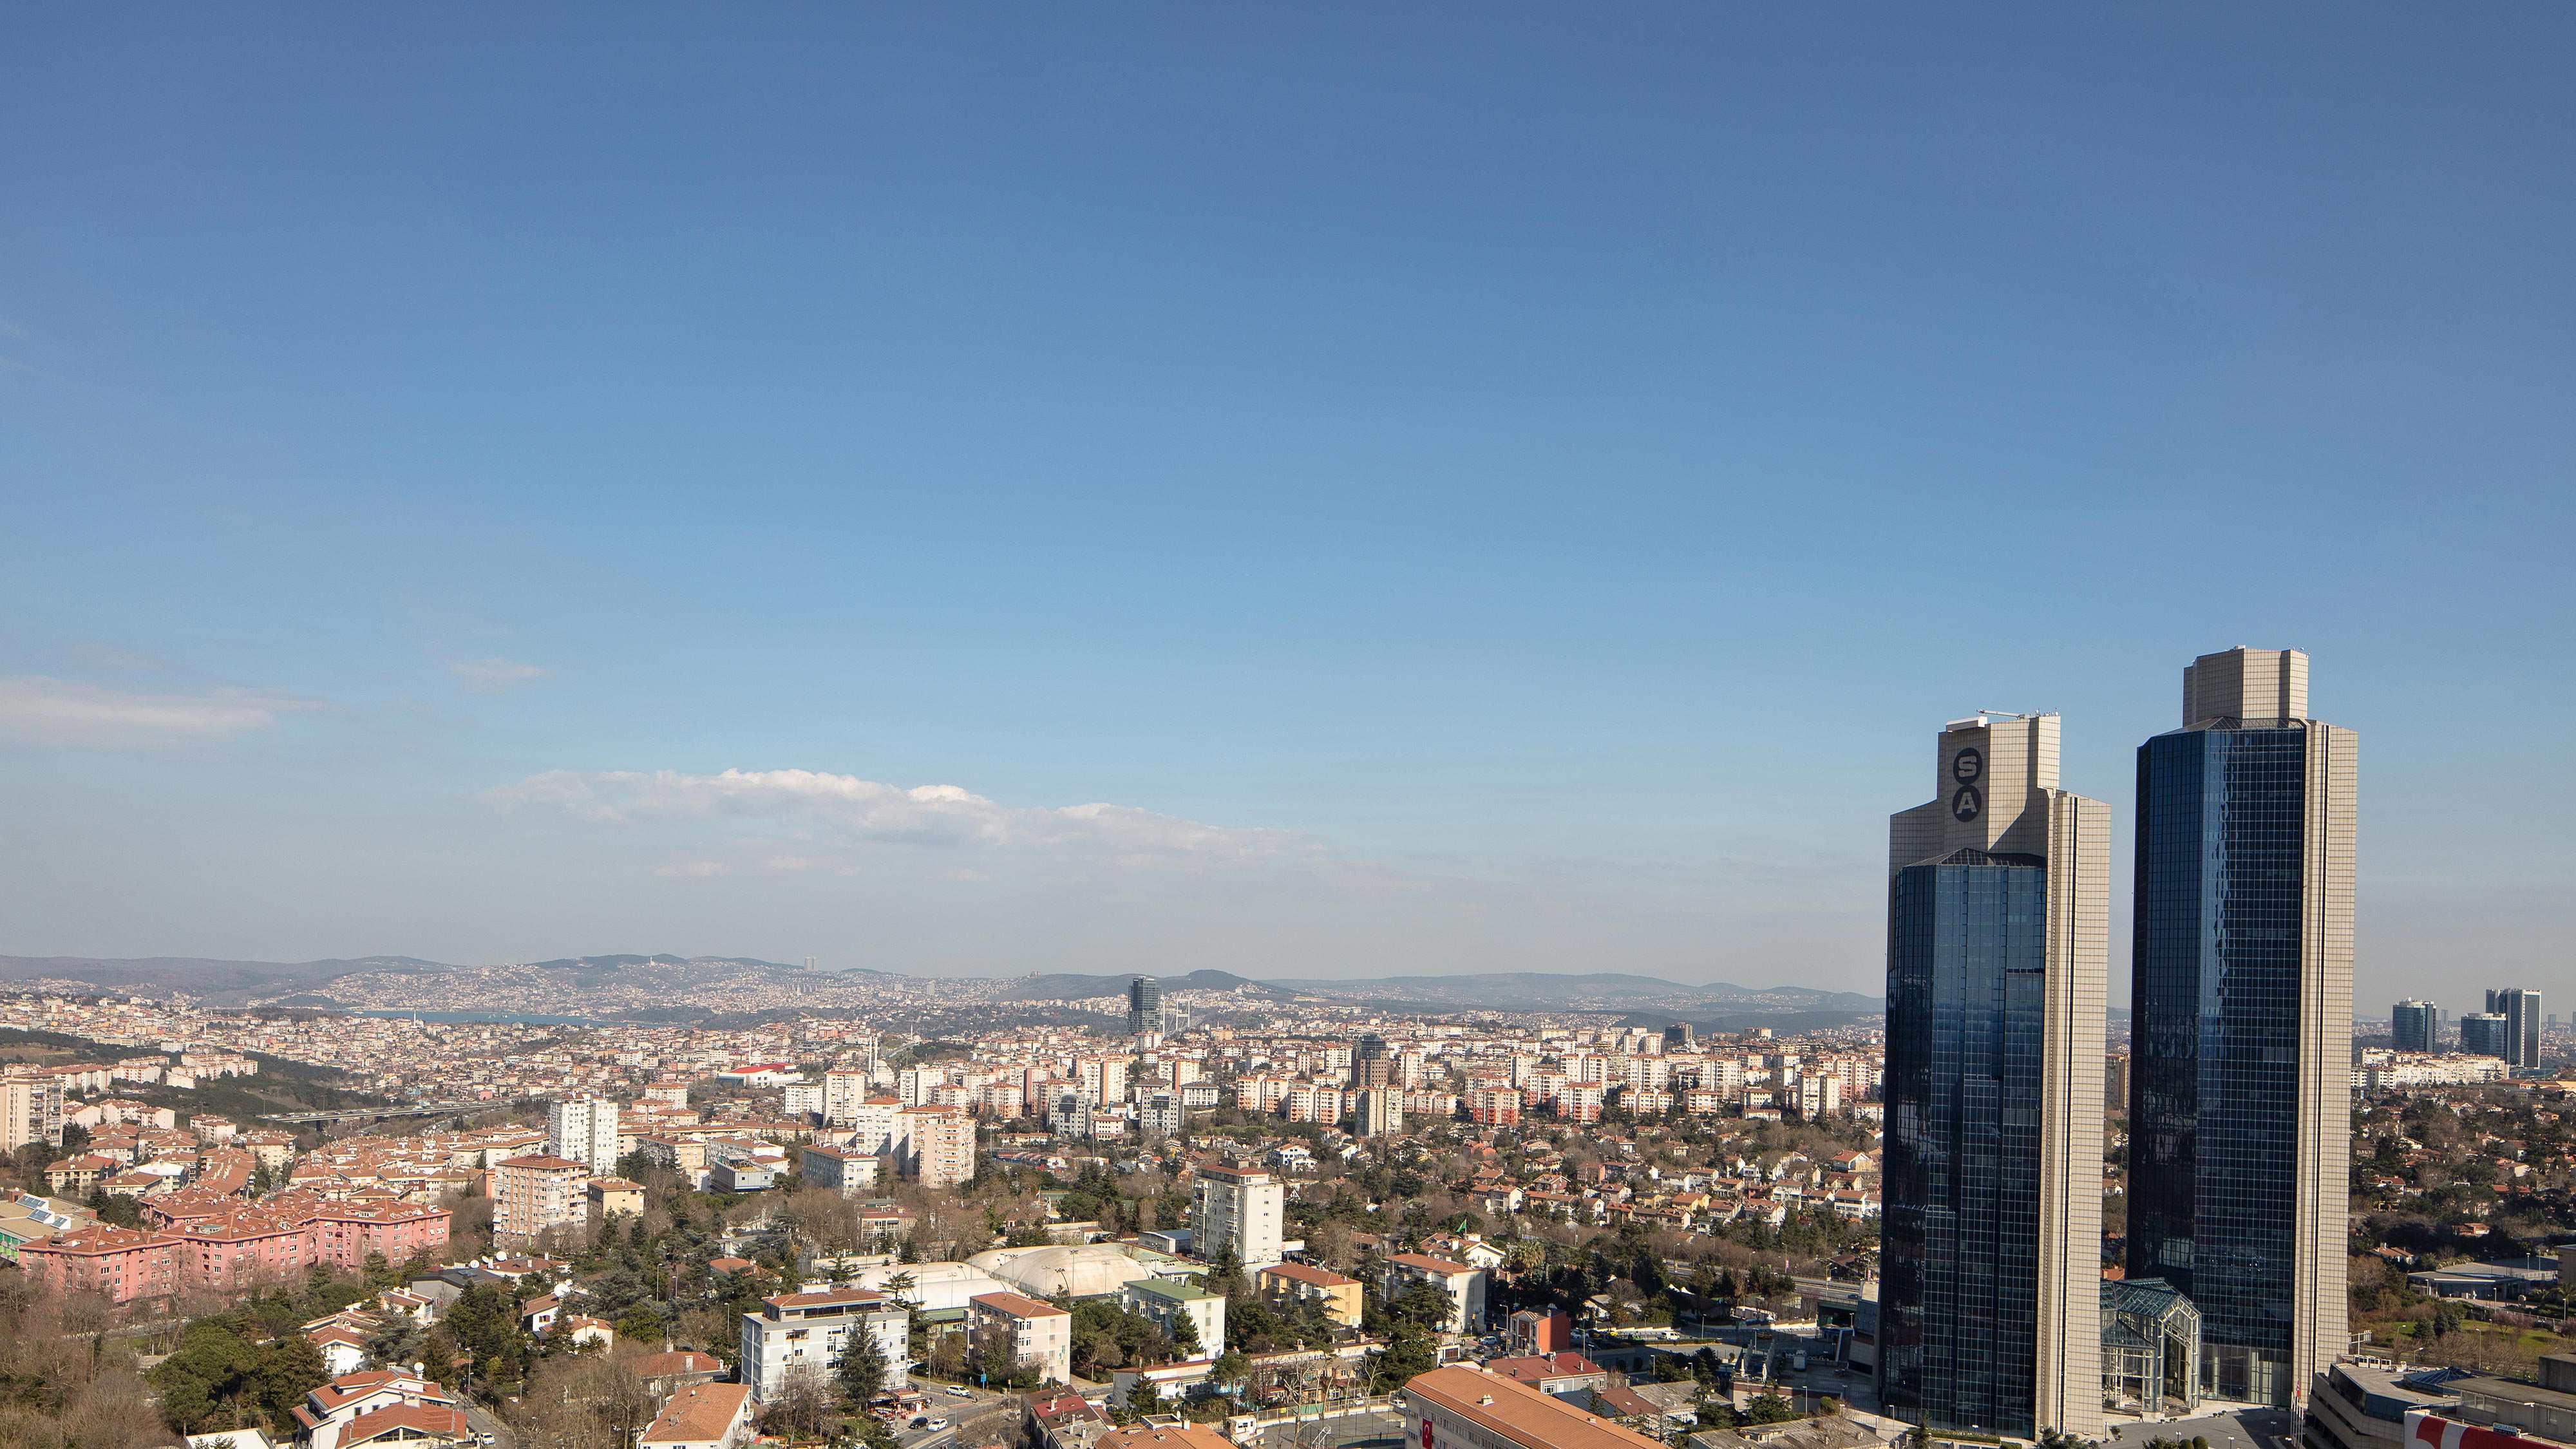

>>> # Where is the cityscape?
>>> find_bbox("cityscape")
[3,17,2571,1449]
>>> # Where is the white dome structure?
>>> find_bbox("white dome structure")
[969,1244,1159,1300]
[842,1261,1009,1312]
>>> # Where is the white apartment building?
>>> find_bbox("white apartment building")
[799,1143,882,1196]
[840,1095,900,1155]
[1382,1253,1486,1334]
[1119,1278,1226,1356]
[546,1097,620,1172]
[1,1075,66,1153]
[823,1070,871,1126]
[739,1288,910,1402]
[1191,1164,1284,1271]
[782,1083,824,1119]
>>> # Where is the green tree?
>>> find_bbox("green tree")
[1212,1349,1250,1388]
[838,1327,891,1399]
[1744,1394,1799,1425]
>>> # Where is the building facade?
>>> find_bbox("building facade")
[738,1288,909,1403]
[897,1106,974,1189]
[2462,1014,2512,1061]
[0,1075,65,1153]
[491,1154,588,1240]
[2391,1000,2438,1054]
[1191,1164,1284,1271]
[2488,989,2543,1070]
[1879,709,2108,1439]
[545,1097,620,1173]
[1128,977,1160,1037]
[2126,647,2356,1408]
[969,1291,1074,1386]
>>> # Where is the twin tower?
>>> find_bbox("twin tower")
[1879,647,2358,1437]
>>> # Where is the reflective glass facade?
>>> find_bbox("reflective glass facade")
[2127,724,2307,1406]
[1882,849,2048,1437]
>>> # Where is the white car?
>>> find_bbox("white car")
[946,1387,972,1398]
[928,1420,949,1432]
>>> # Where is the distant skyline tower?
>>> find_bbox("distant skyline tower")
[1879,709,2108,1441]
[2461,1012,2512,1060]
[1128,976,1160,1037]
[2487,988,2543,1069]
[2127,647,2355,1408]
[2391,999,2438,1054]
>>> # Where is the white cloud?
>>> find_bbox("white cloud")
[766,855,860,875]
[654,860,732,878]
[491,766,1307,867]
[451,658,551,693]
[0,676,322,748]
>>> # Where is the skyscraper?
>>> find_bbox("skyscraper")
[2127,647,2355,1408]
[2391,1000,2438,1054]
[2487,989,2543,1070]
[1356,1033,1395,1090]
[1879,710,2108,1440]
[1128,976,1160,1037]
[2460,1013,2512,1060]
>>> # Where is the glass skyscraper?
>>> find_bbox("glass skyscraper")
[2127,648,2355,1409]
[1128,976,1160,1036]
[1880,710,2108,1440]
[2391,999,2438,1053]
[2487,989,2543,1069]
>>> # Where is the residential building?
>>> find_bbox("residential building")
[1381,1252,1486,1334]
[638,1383,755,1449]
[968,1290,1074,1386]
[1097,1425,1235,1449]
[799,1144,880,1196]
[491,1155,587,1241]
[822,1070,871,1128]
[1258,1262,1362,1327]
[1191,1164,1284,1271]
[897,1106,972,1188]
[296,1370,468,1449]
[842,1094,900,1155]
[1486,1352,1610,1401]
[2490,989,2544,1070]
[1138,1092,1184,1138]
[1,1075,64,1153]
[1399,1364,1671,1449]
[738,1288,909,1402]
[589,1177,645,1218]
[545,1097,620,1172]
[2127,647,2356,1409]
[2391,1000,2439,1054]
[1356,1088,1402,1139]
[1467,1086,1521,1126]
[1880,708,2109,1439]
[16,1224,182,1305]
[1120,1278,1226,1356]
[1506,1309,1572,1357]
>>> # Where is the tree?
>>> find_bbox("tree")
[1744,1394,1799,1425]
[1212,1349,1250,1388]
[1128,1377,1165,1419]
[838,1326,891,1399]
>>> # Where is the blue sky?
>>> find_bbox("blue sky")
[3,6,2570,1005]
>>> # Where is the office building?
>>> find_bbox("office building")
[2391,1001,2439,1054]
[1879,709,2108,1440]
[1128,976,1160,1037]
[1191,1164,1283,1271]
[2489,989,2543,1070]
[2128,648,2355,1408]
[2461,1014,2512,1061]
[545,1097,620,1173]
[1356,1034,1395,1090]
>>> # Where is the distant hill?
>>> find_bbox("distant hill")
[0,951,895,1005]
[1000,969,1294,1003]
[1264,972,1880,1013]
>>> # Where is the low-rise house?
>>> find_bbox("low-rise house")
[1258,1262,1361,1327]
[638,1383,755,1449]
[1119,1279,1226,1358]
[1381,1253,1486,1334]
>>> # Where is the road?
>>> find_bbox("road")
[895,1385,1019,1449]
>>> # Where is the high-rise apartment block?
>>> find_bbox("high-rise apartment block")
[2391,1000,2439,1054]
[492,1154,588,1240]
[2488,989,2543,1069]
[1128,976,1160,1037]
[1,1074,65,1153]
[897,1105,973,1189]
[1356,1088,1403,1138]
[2128,648,2354,1408]
[1192,1164,1284,1271]
[545,1096,620,1173]
[1879,710,2108,1440]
